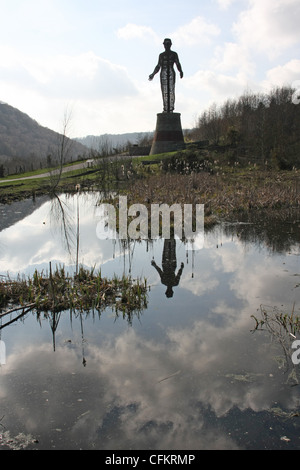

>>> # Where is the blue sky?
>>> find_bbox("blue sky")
[0,0,299,137]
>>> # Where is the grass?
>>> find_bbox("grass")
[0,166,97,203]
[1,149,299,219]
[115,168,300,231]
[1,158,87,180]
[0,264,148,324]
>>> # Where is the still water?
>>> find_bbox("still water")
[0,192,300,450]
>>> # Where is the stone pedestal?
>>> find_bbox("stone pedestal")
[150,113,184,155]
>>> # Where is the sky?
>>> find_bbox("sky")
[0,0,299,138]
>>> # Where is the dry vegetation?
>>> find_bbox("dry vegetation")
[0,265,148,325]
[124,168,300,222]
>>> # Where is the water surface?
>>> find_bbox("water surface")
[0,193,300,450]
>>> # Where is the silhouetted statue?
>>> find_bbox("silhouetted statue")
[151,238,184,298]
[149,38,183,113]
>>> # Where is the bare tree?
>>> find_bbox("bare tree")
[49,106,74,192]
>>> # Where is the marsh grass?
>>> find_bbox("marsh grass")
[0,264,148,320]
[252,303,300,338]
[1,146,299,214]
[251,303,300,380]
[123,169,300,220]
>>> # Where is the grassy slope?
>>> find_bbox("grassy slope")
[0,153,175,203]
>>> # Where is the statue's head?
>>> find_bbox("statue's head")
[165,286,174,298]
[163,38,172,48]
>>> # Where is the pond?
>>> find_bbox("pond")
[0,192,300,450]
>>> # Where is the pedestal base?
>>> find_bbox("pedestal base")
[150,113,184,155]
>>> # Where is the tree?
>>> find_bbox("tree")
[191,85,300,168]
[49,106,74,192]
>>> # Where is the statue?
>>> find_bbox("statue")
[151,239,184,298]
[149,38,183,113]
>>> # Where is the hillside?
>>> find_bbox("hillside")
[76,132,154,154]
[188,85,300,170]
[0,102,88,174]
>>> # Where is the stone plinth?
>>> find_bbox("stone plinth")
[150,113,184,155]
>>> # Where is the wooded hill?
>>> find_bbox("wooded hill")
[188,86,300,170]
[0,102,88,175]
[76,132,154,154]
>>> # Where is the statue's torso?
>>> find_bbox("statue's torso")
[159,51,178,70]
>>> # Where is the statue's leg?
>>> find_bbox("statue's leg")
[169,70,176,112]
[161,69,169,112]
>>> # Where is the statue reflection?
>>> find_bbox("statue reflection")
[151,238,184,298]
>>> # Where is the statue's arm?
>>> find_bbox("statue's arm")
[151,260,163,276]
[149,55,162,81]
[174,263,184,285]
[174,53,184,78]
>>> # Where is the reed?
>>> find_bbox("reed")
[122,169,300,220]
[251,303,300,337]
[0,264,148,318]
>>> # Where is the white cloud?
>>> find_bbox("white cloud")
[180,270,219,297]
[0,0,71,38]
[184,69,251,101]
[171,16,221,47]
[0,48,141,135]
[187,0,300,111]
[215,0,238,9]
[117,23,160,44]
[117,16,220,48]
[0,46,20,68]
[32,52,136,100]
[0,48,137,100]
[262,59,300,89]
[211,42,255,77]
[233,0,300,59]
